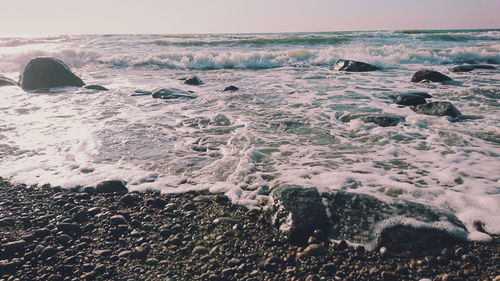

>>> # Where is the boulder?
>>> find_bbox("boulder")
[94,180,128,194]
[84,85,108,91]
[412,101,461,118]
[152,88,197,99]
[411,70,452,83]
[361,115,405,127]
[223,85,239,91]
[322,191,468,254]
[269,185,329,244]
[184,76,203,86]
[0,75,17,87]
[450,64,496,72]
[332,59,381,72]
[19,57,85,90]
[391,93,428,106]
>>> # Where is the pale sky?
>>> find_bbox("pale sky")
[1,0,499,36]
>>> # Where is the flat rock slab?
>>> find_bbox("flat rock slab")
[450,64,496,72]
[360,115,405,127]
[332,59,381,72]
[152,88,197,99]
[412,101,462,118]
[322,191,468,252]
[391,93,428,106]
[19,57,85,91]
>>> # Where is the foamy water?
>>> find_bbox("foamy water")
[1,30,499,240]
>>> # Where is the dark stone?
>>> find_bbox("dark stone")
[151,88,197,99]
[131,90,152,96]
[84,85,108,91]
[2,240,27,255]
[19,57,85,90]
[392,93,428,106]
[450,64,496,72]
[322,191,467,254]
[412,101,462,118]
[332,59,381,72]
[0,75,17,87]
[95,180,128,194]
[57,222,81,234]
[411,69,452,82]
[184,76,203,85]
[269,185,329,244]
[223,85,239,91]
[33,228,52,238]
[361,115,405,127]
[145,198,167,208]
[120,194,142,206]
[40,246,58,259]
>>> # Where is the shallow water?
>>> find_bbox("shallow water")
[0,30,499,239]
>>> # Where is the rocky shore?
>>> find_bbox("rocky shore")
[1,178,498,281]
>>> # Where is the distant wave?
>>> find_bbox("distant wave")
[152,36,350,47]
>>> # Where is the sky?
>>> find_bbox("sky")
[0,0,499,36]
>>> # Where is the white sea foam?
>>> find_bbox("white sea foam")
[0,31,499,241]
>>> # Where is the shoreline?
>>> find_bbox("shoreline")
[1,178,498,281]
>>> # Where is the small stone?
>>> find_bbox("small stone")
[184,76,203,86]
[118,250,133,258]
[87,207,101,216]
[57,234,73,245]
[33,228,52,238]
[134,246,147,259]
[192,246,209,255]
[299,244,327,258]
[57,222,81,233]
[95,180,127,194]
[40,246,58,259]
[223,85,239,91]
[120,194,142,206]
[93,249,112,257]
[3,240,27,255]
[381,271,398,281]
[305,275,321,281]
[193,195,211,202]
[379,246,389,257]
[145,258,159,266]
[213,217,238,224]
[145,198,167,208]
[110,215,127,225]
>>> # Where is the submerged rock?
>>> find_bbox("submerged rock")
[412,101,462,118]
[84,85,109,91]
[0,75,17,87]
[332,59,381,72]
[269,185,329,244]
[450,64,496,72]
[411,70,452,83]
[152,88,197,99]
[361,115,405,127]
[19,57,85,91]
[223,85,239,91]
[322,191,468,253]
[184,76,203,86]
[391,93,428,106]
[95,180,128,194]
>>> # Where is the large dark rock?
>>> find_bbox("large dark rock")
[411,69,452,83]
[412,101,462,118]
[0,75,17,87]
[332,59,381,72]
[450,64,496,72]
[322,191,468,254]
[152,88,197,99]
[391,93,428,106]
[269,185,329,244]
[19,57,85,91]
[94,180,128,194]
[184,76,203,86]
[361,115,405,127]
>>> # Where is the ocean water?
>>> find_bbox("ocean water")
[0,30,499,240]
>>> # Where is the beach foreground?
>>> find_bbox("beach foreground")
[1,178,498,281]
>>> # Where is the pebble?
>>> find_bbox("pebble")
[299,244,327,258]
[118,250,133,258]
[110,215,127,225]
[145,258,159,265]
[192,246,209,255]
[56,222,81,233]
[213,217,238,224]
[40,246,57,259]
[379,246,389,257]
[93,249,112,257]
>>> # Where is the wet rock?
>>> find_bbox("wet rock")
[361,115,405,127]
[94,249,112,257]
[322,190,468,253]
[411,69,452,83]
[223,85,239,91]
[381,271,399,281]
[19,57,85,90]
[0,260,19,273]
[450,64,496,72]
[118,250,133,258]
[57,222,81,234]
[0,75,17,87]
[40,246,57,259]
[110,215,127,225]
[152,88,197,99]
[145,198,167,208]
[269,185,329,244]
[332,59,381,72]
[210,113,231,126]
[299,244,327,258]
[412,101,462,118]
[120,194,142,206]
[95,180,127,194]
[84,85,109,91]
[392,93,428,106]
[145,257,159,265]
[184,76,203,85]
[56,234,73,245]
[2,240,27,255]
[133,246,147,259]
[192,246,209,255]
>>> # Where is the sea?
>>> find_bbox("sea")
[0,30,499,240]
